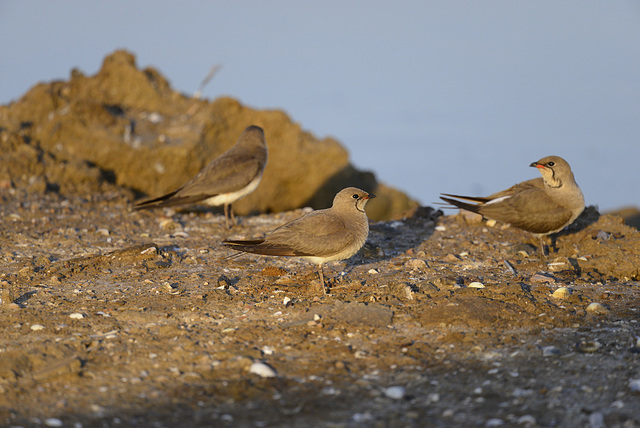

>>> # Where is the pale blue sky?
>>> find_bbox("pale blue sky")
[1,1,639,210]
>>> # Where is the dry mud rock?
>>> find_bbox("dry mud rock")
[0,192,639,427]
[0,50,416,221]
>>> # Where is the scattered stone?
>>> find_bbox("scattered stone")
[44,418,63,427]
[0,288,15,306]
[551,287,571,299]
[159,218,180,231]
[443,253,461,263]
[383,386,406,399]
[485,418,504,427]
[261,266,287,277]
[577,340,602,353]
[547,257,570,272]
[249,361,277,378]
[30,324,45,331]
[96,228,110,236]
[69,313,84,319]
[530,273,556,284]
[468,281,485,289]
[516,415,537,426]
[404,258,428,270]
[586,302,609,316]
[542,346,561,357]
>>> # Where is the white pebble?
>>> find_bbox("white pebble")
[282,296,291,306]
[384,386,406,399]
[261,346,274,356]
[69,312,84,319]
[542,346,561,357]
[435,225,446,232]
[368,269,378,274]
[469,281,485,289]
[44,418,63,427]
[629,378,640,392]
[249,362,277,378]
[30,324,45,331]
[485,418,504,427]
[352,412,374,422]
[96,228,110,236]
[586,302,609,315]
[516,415,537,425]
[426,392,440,403]
[485,219,497,227]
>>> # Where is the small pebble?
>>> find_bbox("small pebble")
[96,228,110,236]
[468,281,485,289]
[516,415,537,426]
[629,378,640,392]
[485,418,504,427]
[44,418,63,427]
[383,386,406,399]
[283,296,291,306]
[249,362,277,378]
[69,312,84,319]
[530,273,556,284]
[577,340,602,353]
[368,269,378,274]
[404,258,427,270]
[542,346,561,357]
[434,225,446,232]
[30,324,45,331]
[586,302,609,315]
[352,412,374,423]
[552,287,571,299]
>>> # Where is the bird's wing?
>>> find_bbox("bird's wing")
[257,211,355,257]
[175,152,264,199]
[479,188,573,234]
[488,178,544,199]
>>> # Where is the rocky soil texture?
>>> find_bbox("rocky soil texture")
[0,190,639,427]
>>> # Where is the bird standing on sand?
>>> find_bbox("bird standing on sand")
[135,125,268,227]
[440,155,585,254]
[223,187,375,294]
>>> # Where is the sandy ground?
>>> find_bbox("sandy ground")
[1,190,639,428]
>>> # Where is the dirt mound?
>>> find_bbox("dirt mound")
[0,50,416,220]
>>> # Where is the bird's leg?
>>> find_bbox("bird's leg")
[538,236,546,257]
[317,265,326,295]
[223,204,236,228]
[229,204,236,226]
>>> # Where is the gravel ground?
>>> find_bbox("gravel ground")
[1,190,639,428]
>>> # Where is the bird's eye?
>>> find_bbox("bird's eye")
[352,194,359,199]
[547,161,555,167]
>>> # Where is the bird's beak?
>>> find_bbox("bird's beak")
[530,161,544,169]
[364,193,376,200]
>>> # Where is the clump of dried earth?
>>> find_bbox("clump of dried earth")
[0,189,639,427]
[0,49,416,222]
